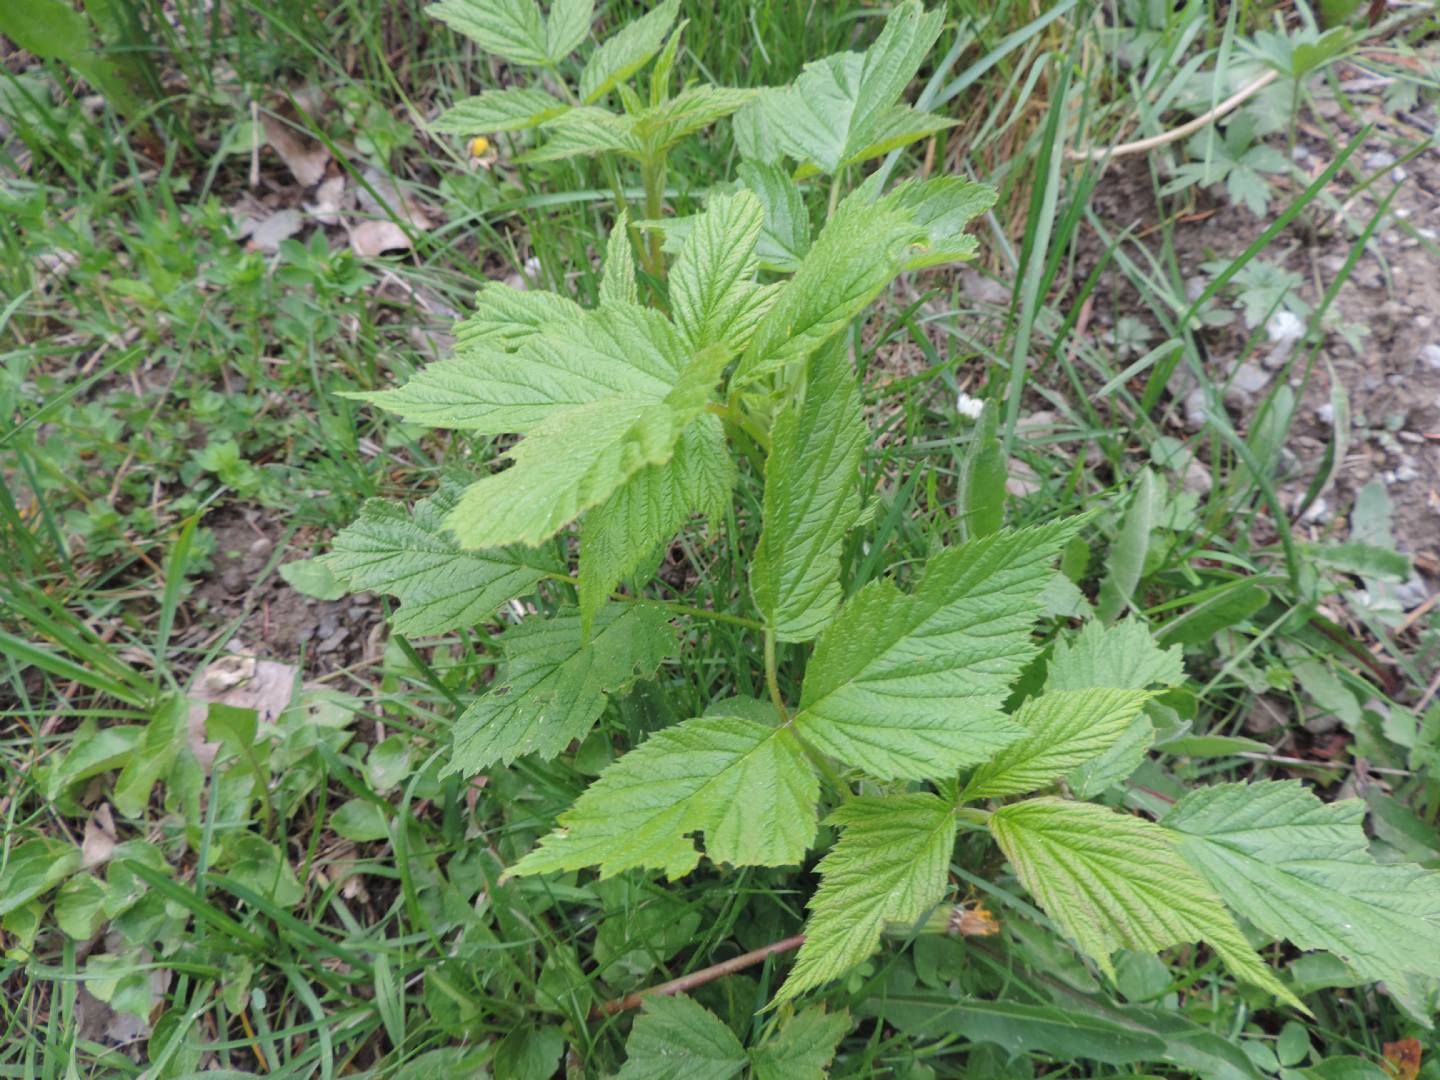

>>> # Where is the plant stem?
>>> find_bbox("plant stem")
[542,571,765,631]
[763,627,788,721]
[594,934,806,1017]
[955,806,991,828]
[640,149,668,278]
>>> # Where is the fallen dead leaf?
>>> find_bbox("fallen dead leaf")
[260,112,330,187]
[1384,1039,1422,1080]
[307,173,347,226]
[349,219,414,257]
[187,654,298,770]
[243,208,304,253]
[358,166,434,230]
[81,803,117,869]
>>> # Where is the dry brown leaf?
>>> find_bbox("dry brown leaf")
[81,803,117,869]
[1385,1039,1422,1080]
[307,173,347,226]
[243,208,304,253]
[187,654,298,770]
[358,166,434,230]
[349,219,413,257]
[260,112,330,187]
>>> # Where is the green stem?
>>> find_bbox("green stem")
[543,571,765,631]
[640,148,668,278]
[764,628,788,722]
[955,806,991,828]
[827,168,844,217]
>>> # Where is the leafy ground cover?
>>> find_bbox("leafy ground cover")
[2,0,1439,1077]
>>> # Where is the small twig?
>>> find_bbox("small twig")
[1373,591,1439,653]
[594,934,806,1017]
[1066,69,1281,162]
[1234,751,1412,778]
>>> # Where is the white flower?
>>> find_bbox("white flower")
[1267,310,1304,345]
[956,391,985,420]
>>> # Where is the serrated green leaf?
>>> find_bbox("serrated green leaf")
[544,0,591,60]
[1046,618,1186,692]
[667,191,771,353]
[838,105,956,171]
[454,282,583,351]
[751,344,865,642]
[521,106,642,162]
[600,209,637,308]
[740,0,944,174]
[790,520,1077,779]
[733,186,919,388]
[427,0,549,65]
[1066,714,1155,800]
[578,0,679,103]
[616,994,747,1080]
[510,703,818,879]
[882,175,998,270]
[445,396,681,548]
[431,87,568,134]
[579,416,734,635]
[777,794,955,1003]
[749,1005,849,1080]
[1162,780,1440,992]
[449,604,676,772]
[638,85,758,150]
[964,688,1153,799]
[323,483,554,635]
[737,161,810,272]
[989,797,1304,1009]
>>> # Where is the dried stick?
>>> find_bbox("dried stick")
[594,934,806,1017]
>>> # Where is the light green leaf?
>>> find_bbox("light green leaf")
[431,87,568,135]
[638,85,758,150]
[1067,714,1155,800]
[742,0,944,174]
[510,703,818,879]
[453,282,583,351]
[839,105,956,171]
[427,0,549,65]
[0,838,82,917]
[989,797,1303,1009]
[1096,469,1157,623]
[521,106,642,162]
[323,482,555,635]
[963,688,1154,799]
[279,558,347,601]
[448,604,677,772]
[733,186,919,387]
[222,833,303,908]
[737,160,810,272]
[55,874,111,939]
[600,209,638,308]
[616,994,747,1080]
[331,798,389,842]
[1162,780,1440,992]
[579,0,679,103]
[579,415,734,635]
[791,520,1078,779]
[751,344,865,642]
[882,176,998,270]
[777,794,955,1003]
[444,396,681,548]
[544,0,591,60]
[112,694,186,818]
[668,191,770,352]
[1046,618,1185,692]
[749,1006,849,1080]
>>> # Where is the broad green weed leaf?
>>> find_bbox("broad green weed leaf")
[616,993,747,1080]
[112,694,186,818]
[1046,617,1185,692]
[739,0,947,174]
[737,161,811,272]
[667,191,770,352]
[510,702,818,879]
[427,0,549,65]
[778,794,956,1003]
[600,209,637,308]
[733,187,919,388]
[579,0,679,103]
[1096,468,1157,623]
[638,85,758,150]
[990,797,1303,1009]
[1162,781,1440,993]
[323,483,555,635]
[431,86,568,134]
[963,688,1153,799]
[579,416,734,635]
[749,1006,849,1080]
[0,838,81,917]
[544,0,592,60]
[522,107,642,162]
[449,604,676,771]
[454,282,583,350]
[751,344,865,642]
[444,396,680,548]
[791,520,1077,779]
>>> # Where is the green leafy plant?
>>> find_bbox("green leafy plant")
[318,0,1440,1067]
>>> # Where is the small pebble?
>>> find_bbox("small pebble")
[1395,465,1420,483]
[1420,344,1440,371]
[1300,497,1329,524]
[222,567,247,595]
[1316,403,1335,425]
[1365,150,1397,169]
